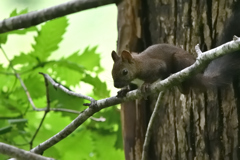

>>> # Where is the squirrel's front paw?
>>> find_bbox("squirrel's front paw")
[116,88,129,98]
[141,83,151,99]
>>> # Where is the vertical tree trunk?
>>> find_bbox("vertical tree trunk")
[116,0,240,159]
[117,1,145,159]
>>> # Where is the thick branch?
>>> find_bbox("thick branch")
[0,143,54,160]
[0,0,117,34]
[31,38,240,154]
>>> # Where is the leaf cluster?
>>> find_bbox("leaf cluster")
[0,9,123,160]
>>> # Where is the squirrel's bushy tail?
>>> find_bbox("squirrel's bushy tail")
[202,2,240,88]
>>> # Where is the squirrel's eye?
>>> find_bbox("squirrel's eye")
[122,69,128,75]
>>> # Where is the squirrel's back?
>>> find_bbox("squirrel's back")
[141,44,188,57]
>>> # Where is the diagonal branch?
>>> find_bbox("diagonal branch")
[31,37,240,154]
[0,0,117,34]
[29,74,52,149]
[0,143,54,160]
[141,91,165,160]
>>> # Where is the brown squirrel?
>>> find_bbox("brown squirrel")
[111,8,240,97]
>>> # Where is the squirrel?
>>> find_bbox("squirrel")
[111,6,240,97]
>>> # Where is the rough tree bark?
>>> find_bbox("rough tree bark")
[116,0,240,159]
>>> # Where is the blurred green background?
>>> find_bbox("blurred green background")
[0,0,118,94]
[0,1,124,160]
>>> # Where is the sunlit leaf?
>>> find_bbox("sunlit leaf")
[30,17,68,61]
[11,52,37,65]
[0,34,8,44]
[67,46,103,73]
[10,8,28,17]
[82,74,110,98]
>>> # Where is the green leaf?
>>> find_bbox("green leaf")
[0,27,37,44]
[114,124,123,149]
[0,25,38,44]
[82,74,110,98]
[51,128,94,160]
[67,46,103,73]
[12,74,46,101]
[8,118,28,131]
[11,52,37,65]
[31,17,68,61]
[10,8,28,17]
[0,66,15,90]
[47,78,84,119]
[89,107,123,150]
[0,34,8,44]
[24,74,46,99]
[9,26,38,35]
[0,9,115,159]
[0,154,9,160]
[90,130,124,160]
[0,126,12,135]
[60,51,86,71]
[50,59,85,86]
[55,59,85,73]
[8,118,28,124]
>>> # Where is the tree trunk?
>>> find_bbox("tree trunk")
[116,0,240,159]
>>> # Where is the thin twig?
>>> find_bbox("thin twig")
[29,112,48,150]
[0,0,118,34]
[39,72,95,101]
[141,91,165,160]
[29,72,51,149]
[50,108,81,114]
[17,73,40,110]
[195,44,203,56]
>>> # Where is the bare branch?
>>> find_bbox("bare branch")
[0,142,54,160]
[30,112,48,149]
[31,37,240,154]
[50,108,82,114]
[141,91,165,160]
[30,71,53,149]
[39,72,95,101]
[233,35,239,41]
[49,108,106,121]
[195,44,203,56]
[0,0,117,34]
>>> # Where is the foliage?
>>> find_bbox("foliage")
[0,9,123,160]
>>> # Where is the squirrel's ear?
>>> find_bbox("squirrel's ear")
[121,50,133,63]
[111,50,119,62]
